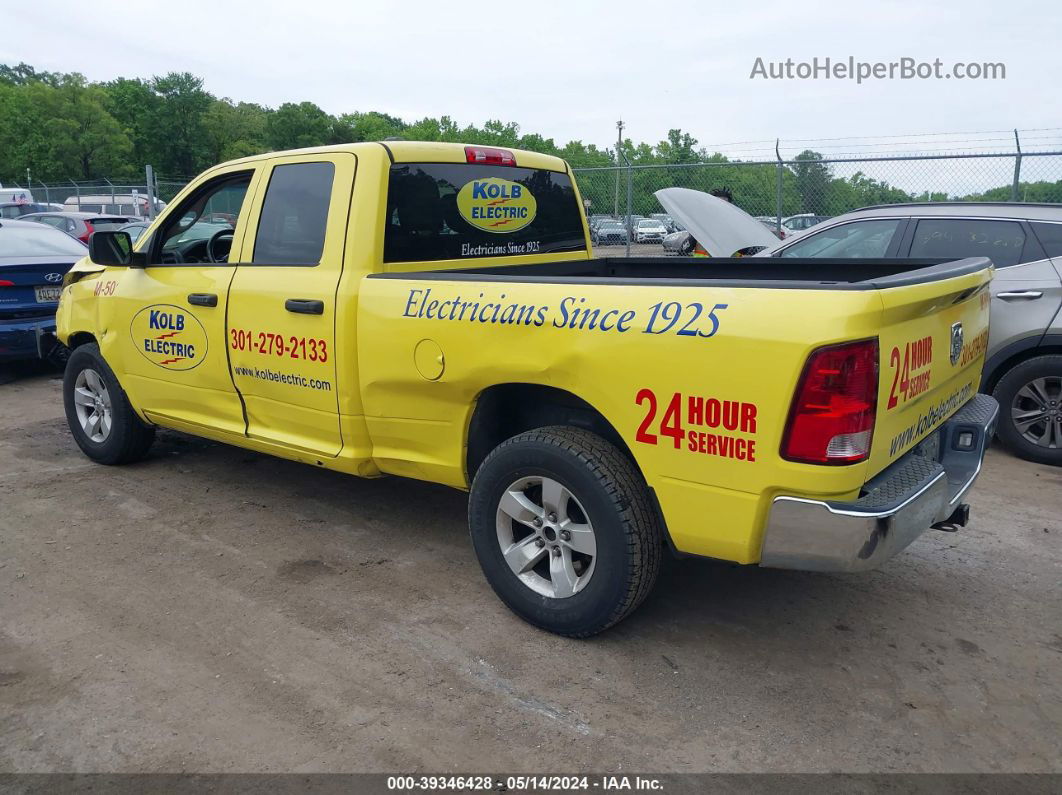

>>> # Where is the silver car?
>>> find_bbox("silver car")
[763,203,1062,465]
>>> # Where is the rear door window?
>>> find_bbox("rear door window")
[384,163,585,263]
[252,162,335,266]
[908,218,1026,267]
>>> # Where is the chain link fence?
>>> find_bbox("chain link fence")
[1,173,188,218]
[7,149,1062,255]
[575,150,1062,256]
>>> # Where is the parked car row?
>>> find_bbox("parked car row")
[0,185,165,220]
[588,213,680,245]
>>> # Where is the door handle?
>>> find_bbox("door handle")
[285,299,324,315]
[997,290,1044,301]
[188,293,218,307]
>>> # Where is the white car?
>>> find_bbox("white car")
[634,219,668,243]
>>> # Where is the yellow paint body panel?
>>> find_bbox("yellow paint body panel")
[56,141,993,564]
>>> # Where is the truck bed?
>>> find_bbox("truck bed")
[370,256,990,291]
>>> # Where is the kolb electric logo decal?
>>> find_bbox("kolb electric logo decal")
[457,177,537,234]
[130,304,208,370]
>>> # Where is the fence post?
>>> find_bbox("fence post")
[38,180,50,205]
[105,178,115,210]
[145,165,156,220]
[71,179,80,210]
[1011,129,1022,202]
[774,139,783,234]
[617,150,633,258]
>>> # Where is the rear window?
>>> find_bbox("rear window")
[1031,222,1062,258]
[90,219,133,232]
[908,218,1026,268]
[383,163,586,263]
[0,223,88,256]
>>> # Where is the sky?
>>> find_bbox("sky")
[3,0,1061,165]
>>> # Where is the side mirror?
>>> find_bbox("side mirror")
[88,231,138,267]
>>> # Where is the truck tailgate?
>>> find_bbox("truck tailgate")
[867,264,992,478]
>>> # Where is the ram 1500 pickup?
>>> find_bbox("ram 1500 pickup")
[56,141,999,636]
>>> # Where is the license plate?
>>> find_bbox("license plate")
[35,286,61,303]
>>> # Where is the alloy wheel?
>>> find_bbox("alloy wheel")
[495,475,597,598]
[1011,376,1062,448]
[72,368,113,443]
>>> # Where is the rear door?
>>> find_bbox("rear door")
[226,154,355,457]
[903,216,1062,360]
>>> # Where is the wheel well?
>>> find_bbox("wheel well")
[465,384,637,482]
[984,344,1062,393]
[67,332,98,350]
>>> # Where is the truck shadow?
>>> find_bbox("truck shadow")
[134,428,978,662]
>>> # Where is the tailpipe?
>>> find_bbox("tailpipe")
[932,503,970,533]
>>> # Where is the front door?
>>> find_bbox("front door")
[114,166,260,437]
[226,154,355,457]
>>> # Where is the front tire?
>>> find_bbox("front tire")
[992,354,1062,466]
[468,426,662,637]
[63,343,155,465]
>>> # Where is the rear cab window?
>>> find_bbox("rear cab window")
[383,162,586,263]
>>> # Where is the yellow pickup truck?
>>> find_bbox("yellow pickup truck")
[56,141,999,636]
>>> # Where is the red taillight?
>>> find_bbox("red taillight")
[782,338,879,465]
[0,279,13,287]
[464,145,516,166]
[79,221,94,244]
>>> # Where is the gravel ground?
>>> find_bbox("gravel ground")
[1,372,1060,773]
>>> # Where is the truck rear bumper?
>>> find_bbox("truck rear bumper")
[759,393,999,572]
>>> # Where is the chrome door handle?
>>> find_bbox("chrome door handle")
[997,290,1044,301]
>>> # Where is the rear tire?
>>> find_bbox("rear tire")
[468,426,662,637]
[63,343,155,465]
[992,354,1062,466]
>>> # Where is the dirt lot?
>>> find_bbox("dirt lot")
[1,372,1060,774]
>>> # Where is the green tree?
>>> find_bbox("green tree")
[338,111,407,142]
[266,101,334,150]
[102,77,160,175]
[790,150,833,213]
[149,72,213,175]
[203,99,268,162]
[0,62,61,86]
[52,75,132,178]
